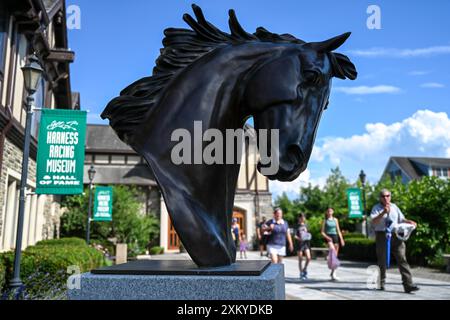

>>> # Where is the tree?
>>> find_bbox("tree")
[274,192,302,225]
[60,186,159,256]
[276,167,359,232]
[322,167,350,214]
[370,176,450,265]
[298,184,324,214]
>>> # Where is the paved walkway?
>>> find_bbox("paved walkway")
[155,251,450,300]
[245,251,450,300]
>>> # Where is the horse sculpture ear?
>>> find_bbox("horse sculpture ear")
[329,52,358,80]
[308,32,351,53]
[306,32,357,80]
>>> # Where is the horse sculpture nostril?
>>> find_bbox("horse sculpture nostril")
[287,145,305,166]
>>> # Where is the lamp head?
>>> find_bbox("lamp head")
[21,54,44,94]
[88,165,96,181]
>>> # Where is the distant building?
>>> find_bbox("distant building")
[84,124,273,252]
[381,156,450,183]
[0,0,77,252]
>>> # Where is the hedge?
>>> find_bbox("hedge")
[0,262,5,292]
[0,238,107,298]
[34,237,87,247]
[341,238,377,262]
[343,233,366,240]
[149,246,164,255]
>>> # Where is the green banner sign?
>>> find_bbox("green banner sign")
[36,109,87,195]
[347,188,363,219]
[93,186,113,221]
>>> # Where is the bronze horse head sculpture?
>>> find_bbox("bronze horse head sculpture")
[102,4,357,267]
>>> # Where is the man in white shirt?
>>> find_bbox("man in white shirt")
[370,189,419,293]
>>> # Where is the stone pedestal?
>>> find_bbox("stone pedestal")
[67,260,285,300]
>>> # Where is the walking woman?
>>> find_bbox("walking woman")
[263,208,294,264]
[321,207,345,280]
[295,213,312,280]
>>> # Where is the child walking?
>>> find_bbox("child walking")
[240,232,248,259]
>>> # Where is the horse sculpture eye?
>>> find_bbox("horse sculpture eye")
[304,70,321,86]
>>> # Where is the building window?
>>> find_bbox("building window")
[84,154,93,163]
[12,34,28,123]
[1,178,19,251]
[0,3,8,100]
[94,154,109,164]
[434,167,449,178]
[127,155,141,165]
[111,155,125,164]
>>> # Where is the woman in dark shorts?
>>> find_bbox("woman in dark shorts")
[295,213,312,280]
[257,216,268,256]
[321,207,345,280]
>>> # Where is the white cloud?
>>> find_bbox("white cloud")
[269,169,310,199]
[269,169,327,199]
[312,109,450,173]
[269,110,450,200]
[348,45,450,58]
[334,85,401,95]
[420,82,445,88]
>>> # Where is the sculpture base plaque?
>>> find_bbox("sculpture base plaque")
[67,260,285,300]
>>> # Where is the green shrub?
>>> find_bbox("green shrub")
[0,260,5,291]
[342,238,376,262]
[0,238,107,296]
[149,246,164,255]
[344,233,366,240]
[35,237,86,247]
[427,253,447,270]
[306,216,326,247]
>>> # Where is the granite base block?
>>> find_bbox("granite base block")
[67,263,285,300]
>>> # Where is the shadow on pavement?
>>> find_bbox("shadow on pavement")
[412,283,450,288]
[339,262,372,268]
[285,277,368,285]
[303,286,406,293]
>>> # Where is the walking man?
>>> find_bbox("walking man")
[370,189,419,293]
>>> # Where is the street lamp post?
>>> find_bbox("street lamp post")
[9,54,44,289]
[86,165,96,244]
[359,170,369,238]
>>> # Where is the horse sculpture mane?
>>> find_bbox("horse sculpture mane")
[102,4,357,268]
[102,4,355,146]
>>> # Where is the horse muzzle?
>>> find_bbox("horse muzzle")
[258,144,308,181]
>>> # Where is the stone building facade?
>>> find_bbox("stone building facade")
[0,0,77,252]
[85,124,273,253]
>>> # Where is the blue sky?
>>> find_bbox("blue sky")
[66,0,450,199]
